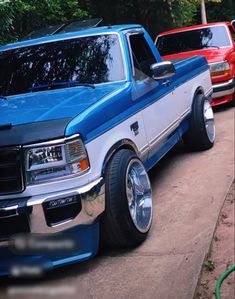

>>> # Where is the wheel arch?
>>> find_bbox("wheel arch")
[194,86,204,96]
[101,139,139,176]
[193,85,205,99]
[190,86,205,109]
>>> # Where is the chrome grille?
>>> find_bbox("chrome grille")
[0,147,24,195]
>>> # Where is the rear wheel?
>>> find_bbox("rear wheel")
[100,149,152,248]
[183,94,215,151]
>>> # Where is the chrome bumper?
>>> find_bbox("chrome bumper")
[0,178,105,237]
[212,78,235,98]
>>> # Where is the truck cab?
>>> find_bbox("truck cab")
[0,24,214,277]
[156,22,235,106]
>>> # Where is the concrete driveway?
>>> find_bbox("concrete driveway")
[0,106,234,299]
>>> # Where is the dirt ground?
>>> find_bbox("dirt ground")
[195,181,235,299]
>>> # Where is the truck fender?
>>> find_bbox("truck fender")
[101,139,139,176]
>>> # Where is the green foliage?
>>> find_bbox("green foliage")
[0,0,88,45]
[168,0,198,26]
[0,0,15,44]
[78,0,199,35]
[79,0,234,34]
[192,0,235,24]
[79,0,175,35]
[0,0,234,45]
[206,0,235,22]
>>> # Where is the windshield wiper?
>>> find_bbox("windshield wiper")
[203,45,220,49]
[192,45,220,50]
[29,81,95,92]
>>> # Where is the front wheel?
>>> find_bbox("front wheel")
[183,94,215,151]
[100,149,152,248]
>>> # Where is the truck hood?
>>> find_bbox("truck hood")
[0,82,126,126]
[163,47,232,64]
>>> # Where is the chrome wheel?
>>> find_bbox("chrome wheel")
[204,100,215,143]
[126,159,152,233]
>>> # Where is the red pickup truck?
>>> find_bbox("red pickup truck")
[155,22,235,106]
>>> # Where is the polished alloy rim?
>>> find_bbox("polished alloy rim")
[204,100,215,143]
[126,159,152,233]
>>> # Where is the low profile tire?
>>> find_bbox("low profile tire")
[100,149,152,248]
[183,94,215,151]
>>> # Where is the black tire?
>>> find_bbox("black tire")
[100,149,152,248]
[183,94,215,151]
[228,92,235,107]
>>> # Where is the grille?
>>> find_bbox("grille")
[0,147,24,195]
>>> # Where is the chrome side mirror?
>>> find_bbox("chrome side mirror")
[150,61,176,80]
[231,20,235,29]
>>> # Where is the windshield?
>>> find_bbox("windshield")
[0,34,125,97]
[156,26,231,56]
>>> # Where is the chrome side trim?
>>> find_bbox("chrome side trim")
[180,108,191,120]
[139,144,149,158]
[149,120,178,148]
[148,108,191,150]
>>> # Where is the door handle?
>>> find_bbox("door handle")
[162,80,171,87]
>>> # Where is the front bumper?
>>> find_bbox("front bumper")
[0,178,105,277]
[212,78,235,100]
[0,177,105,235]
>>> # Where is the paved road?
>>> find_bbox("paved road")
[1,106,234,299]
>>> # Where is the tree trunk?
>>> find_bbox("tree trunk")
[201,0,207,24]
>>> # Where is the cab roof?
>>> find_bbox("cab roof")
[0,24,142,52]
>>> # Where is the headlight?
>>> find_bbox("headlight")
[25,136,89,185]
[209,61,230,78]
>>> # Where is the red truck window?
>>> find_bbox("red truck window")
[157,26,231,56]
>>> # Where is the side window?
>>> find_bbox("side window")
[129,34,157,80]
[228,25,235,43]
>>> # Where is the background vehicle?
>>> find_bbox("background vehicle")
[156,22,235,106]
[0,24,214,277]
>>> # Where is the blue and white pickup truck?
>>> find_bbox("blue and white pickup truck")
[0,24,215,277]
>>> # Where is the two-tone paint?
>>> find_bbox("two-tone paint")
[0,25,212,276]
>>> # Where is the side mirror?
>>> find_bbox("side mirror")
[150,61,176,80]
[231,20,235,29]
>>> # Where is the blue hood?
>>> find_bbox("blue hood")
[0,82,126,126]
